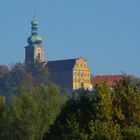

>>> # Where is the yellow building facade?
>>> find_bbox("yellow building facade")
[73,58,90,90]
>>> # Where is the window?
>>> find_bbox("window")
[81,82,84,88]
[81,72,84,77]
[38,53,40,59]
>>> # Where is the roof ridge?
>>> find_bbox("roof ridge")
[94,75,123,77]
[47,58,80,62]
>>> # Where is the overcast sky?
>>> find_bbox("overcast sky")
[0,0,140,77]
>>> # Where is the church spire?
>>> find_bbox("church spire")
[27,17,42,45]
[31,16,38,35]
[25,18,45,63]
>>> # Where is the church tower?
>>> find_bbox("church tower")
[25,18,44,64]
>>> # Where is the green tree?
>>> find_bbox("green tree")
[93,83,112,122]
[0,63,25,96]
[113,76,140,139]
[0,96,7,139]
[0,83,66,140]
[47,83,121,140]
[25,61,49,86]
[3,85,48,140]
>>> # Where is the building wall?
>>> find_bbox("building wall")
[72,58,90,90]
[34,45,44,62]
[25,46,34,63]
[49,70,73,89]
[25,45,44,63]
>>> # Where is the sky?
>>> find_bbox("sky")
[0,0,140,77]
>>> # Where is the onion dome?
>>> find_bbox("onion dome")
[31,20,38,26]
[27,19,42,45]
[27,35,42,45]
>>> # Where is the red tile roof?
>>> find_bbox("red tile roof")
[91,75,125,87]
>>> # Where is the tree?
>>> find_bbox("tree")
[0,96,7,139]
[2,85,48,140]
[25,61,49,86]
[113,76,140,139]
[93,83,112,122]
[0,83,67,140]
[0,63,67,140]
[47,83,121,140]
[0,63,25,96]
